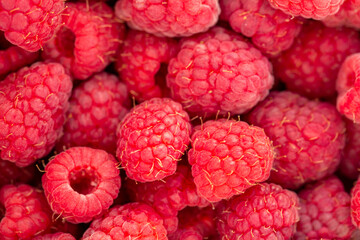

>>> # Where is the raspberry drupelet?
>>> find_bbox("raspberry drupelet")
[247,91,346,189]
[323,0,360,29]
[116,97,191,182]
[351,177,360,228]
[0,62,72,167]
[166,27,274,117]
[33,232,76,240]
[41,147,121,224]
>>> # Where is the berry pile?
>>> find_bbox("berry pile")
[2,0,360,239]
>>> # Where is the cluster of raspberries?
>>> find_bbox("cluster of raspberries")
[2,0,360,239]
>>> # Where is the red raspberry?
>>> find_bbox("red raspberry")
[42,147,121,224]
[0,62,72,167]
[323,0,360,29]
[116,30,178,102]
[0,159,34,188]
[82,202,167,240]
[272,21,360,99]
[219,0,303,57]
[217,183,299,240]
[115,0,220,37]
[42,2,125,80]
[0,184,52,239]
[116,98,191,182]
[166,27,274,117]
[268,0,344,19]
[351,177,360,228]
[56,73,130,154]
[189,119,274,202]
[33,232,76,240]
[294,176,355,239]
[247,91,346,189]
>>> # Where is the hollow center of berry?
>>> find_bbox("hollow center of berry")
[155,63,170,95]
[69,168,99,195]
[55,27,76,58]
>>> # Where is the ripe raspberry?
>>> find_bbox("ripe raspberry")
[217,183,299,240]
[294,176,355,239]
[272,21,360,99]
[219,0,303,57]
[166,27,274,117]
[115,0,220,38]
[42,2,125,80]
[268,0,344,19]
[0,62,72,167]
[189,119,274,202]
[247,91,346,189]
[0,184,52,239]
[351,177,360,228]
[42,147,121,224]
[33,232,76,240]
[323,0,360,29]
[116,98,191,182]
[82,202,167,240]
[56,73,130,154]
[116,30,178,102]
[0,159,34,188]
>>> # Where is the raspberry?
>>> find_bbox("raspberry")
[116,98,191,182]
[166,27,274,117]
[0,62,72,167]
[41,147,121,224]
[217,183,299,240]
[42,2,125,80]
[268,0,345,19]
[33,232,76,240]
[323,0,360,29]
[0,184,52,239]
[219,0,303,57]
[351,177,360,228]
[56,73,130,154]
[294,176,355,239]
[116,30,178,102]
[247,91,346,189]
[0,159,34,188]
[82,202,167,240]
[272,21,360,99]
[189,119,274,202]
[115,0,220,38]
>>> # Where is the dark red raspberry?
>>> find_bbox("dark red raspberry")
[247,91,346,189]
[116,98,191,182]
[0,159,34,188]
[33,232,76,240]
[42,2,125,80]
[219,0,303,57]
[323,0,360,29]
[116,30,178,102]
[0,62,72,167]
[82,202,167,240]
[115,0,220,37]
[42,147,121,224]
[56,73,130,154]
[217,183,299,240]
[166,27,274,117]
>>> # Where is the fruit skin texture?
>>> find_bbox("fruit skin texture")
[351,177,360,228]
[166,27,274,117]
[33,232,76,240]
[272,21,360,99]
[57,73,130,154]
[116,97,191,182]
[82,202,167,240]
[188,119,274,202]
[0,62,72,167]
[219,0,303,57]
[41,147,121,224]
[115,0,220,37]
[247,91,346,189]
[217,183,299,240]
[294,176,355,240]
[0,159,34,188]
[323,0,360,29]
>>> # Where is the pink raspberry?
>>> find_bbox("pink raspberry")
[82,202,167,240]
[0,159,34,188]
[294,176,355,239]
[350,177,360,228]
[217,183,299,240]
[268,0,345,19]
[33,232,76,240]
[323,0,360,29]
[219,0,303,57]
[116,30,178,102]
[41,147,121,224]
[115,0,220,37]
[272,21,360,99]
[116,98,191,182]
[42,2,125,80]
[247,91,346,189]
[56,73,130,154]
[189,119,274,202]
[166,27,274,117]
[0,62,72,167]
